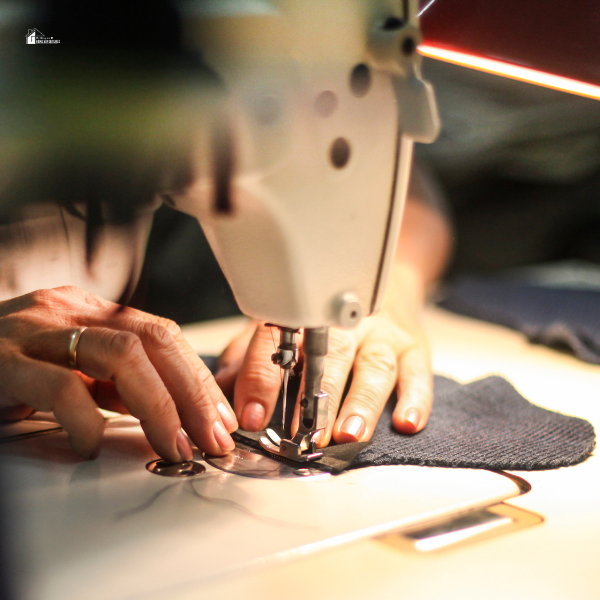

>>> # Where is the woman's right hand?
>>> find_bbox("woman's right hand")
[0,286,238,461]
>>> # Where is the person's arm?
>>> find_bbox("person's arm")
[216,163,453,444]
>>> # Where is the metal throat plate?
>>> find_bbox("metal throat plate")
[204,446,329,479]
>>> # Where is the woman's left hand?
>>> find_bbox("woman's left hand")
[215,265,432,446]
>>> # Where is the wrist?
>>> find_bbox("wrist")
[377,262,428,341]
[384,261,426,308]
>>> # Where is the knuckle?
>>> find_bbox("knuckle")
[403,379,433,408]
[109,331,144,362]
[198,364,218,388]
[179,388,214,417]
[132,319,181,355]
[28,286,105,315]
[355,345,398,375]
[138,395,175,427]
[30,288,62,307]
[400,347,429,379]
[329,329,357,354]
[350,383,385,415]
[239,362,279,391]
[182,365,220,410]
[320,378,340,401]
[156,317,181,338]
[327,332,357,365]
[80,291,108,310]
[28,287,88,320]
[144,321,177,350]
[55,285,83,296]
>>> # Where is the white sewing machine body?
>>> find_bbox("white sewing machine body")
[0,415,523,600]
[172,0,439,329]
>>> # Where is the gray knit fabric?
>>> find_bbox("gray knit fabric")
[439,277,600,365]
[201,357,595,471]
[352,375,595,471]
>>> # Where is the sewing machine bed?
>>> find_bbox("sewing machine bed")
[1,416,522,600]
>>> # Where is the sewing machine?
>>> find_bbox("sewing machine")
[0,0,438,463]
[0,3,529,598]
[6,1,600,598]
[170,0,439,461]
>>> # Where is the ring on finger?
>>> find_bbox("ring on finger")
[68,327,88,370]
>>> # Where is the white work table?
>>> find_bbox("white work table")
[181,307,600,600]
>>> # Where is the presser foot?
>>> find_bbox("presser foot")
[259,427,324,463]
[263,326,329,463]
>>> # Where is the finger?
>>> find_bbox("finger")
[46,294,239,438]
[18,330,129,415]
[75,326,196,460]
[291,328,357,447]
[0,286,112,322]
[93,380,129,414]
[0,405,36,422]
[71,291,239,436]
[215,322,258,399]
[108,307,237,420]
[111,309,238,432]
[8,289,238,453]
[234,324,282,431]
[332,339,398,444]
[391,345,432,434]
[131,321,237,447]
[0,346,104,458]
[97,309,238,447]
[137,322,237,450]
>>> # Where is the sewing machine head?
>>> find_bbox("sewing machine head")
[172,0,439,330]
[168,0,440,461]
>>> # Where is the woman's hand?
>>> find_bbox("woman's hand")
[216,169,452,445]
[216,264,432,447]
[0,286,238,460]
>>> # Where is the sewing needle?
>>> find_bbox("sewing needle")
[282,367,289,432]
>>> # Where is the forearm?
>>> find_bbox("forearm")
[381,163,452,335]
[398,162,452,286]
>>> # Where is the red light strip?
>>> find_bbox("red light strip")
[419,44,600,101]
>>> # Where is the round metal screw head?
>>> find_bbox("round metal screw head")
[146,459,206,477]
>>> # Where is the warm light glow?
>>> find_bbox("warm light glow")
[419,44,600,101]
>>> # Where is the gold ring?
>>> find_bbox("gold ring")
[68,327,88,370]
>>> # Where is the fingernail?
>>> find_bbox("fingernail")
[340,415,365,441]
[176,430,193,461]
[217,402,238,432]
[241,402,265,431]
[404,408,421,431]
[313,430,324,444]
[213,419,235,452]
